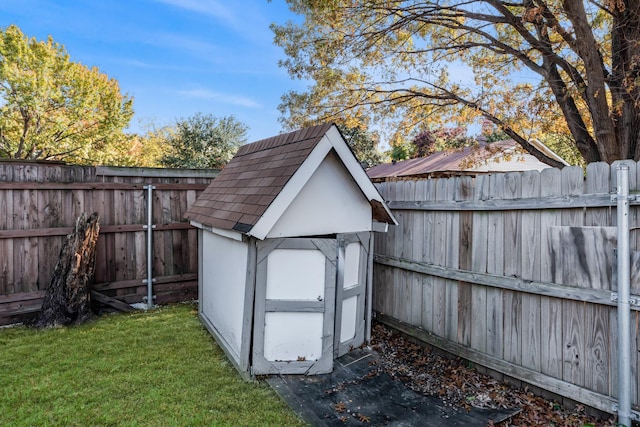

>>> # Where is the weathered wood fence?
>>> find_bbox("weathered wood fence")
[373,161,640,417]
[0,161,217,325]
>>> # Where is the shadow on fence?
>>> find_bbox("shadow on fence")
[373,160,640,418]
[0,161,217,325]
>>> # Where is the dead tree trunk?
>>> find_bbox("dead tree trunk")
[33,212,100,328]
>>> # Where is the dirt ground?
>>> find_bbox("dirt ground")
[371,323,618,426]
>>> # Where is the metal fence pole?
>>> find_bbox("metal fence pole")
[615,165,632,426]
[143,185,156,309]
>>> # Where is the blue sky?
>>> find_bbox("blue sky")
[0,0,303,142]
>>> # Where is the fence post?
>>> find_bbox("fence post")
[614,165,632,426]
[143,185,156,309]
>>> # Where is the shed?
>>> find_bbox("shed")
[185,123,397,377]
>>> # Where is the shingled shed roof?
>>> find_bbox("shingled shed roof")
[185,123,395,239]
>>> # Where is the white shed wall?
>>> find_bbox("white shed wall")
[201,230,248,360]
[266,249,325,300]
[267,152,372,238]
[471,150,551,172]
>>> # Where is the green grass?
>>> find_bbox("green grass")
[0,303,305,426]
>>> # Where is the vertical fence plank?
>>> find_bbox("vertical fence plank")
[410,179,425,326]
[400,180,417,324]
[421,179,436,333]
[561,166,587,389]
[584,162,615,398]
[0,165,14,294]
[432,178,448,338]
[12,164,39,293]
[36,165,63,289]
[445,177,459,343]
[502,171,522,365]
[521,170,542,372]
[456,176,474,347]
[471,174,489,353]
[539,168,563,380]
[486,172,505,360]
[378,181,396,316]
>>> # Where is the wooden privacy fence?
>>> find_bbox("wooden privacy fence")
[0,162,217,325]
[373,160,640,417]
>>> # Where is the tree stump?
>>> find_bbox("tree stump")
[33,212,100,328]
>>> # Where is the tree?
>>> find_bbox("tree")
[120,124,174,168]
[0,25,133,164]
[480,119,510,143]
[389,140,415,161]
[412,127,474,157]
[273,1,640,167]
[160,113,248,169]
[338,124,385,167]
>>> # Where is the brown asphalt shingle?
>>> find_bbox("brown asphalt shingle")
[185,123,334,233]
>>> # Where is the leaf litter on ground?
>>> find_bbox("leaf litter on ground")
[371,323,617,426]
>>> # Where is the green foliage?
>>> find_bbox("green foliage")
[0,25,133,164]
[388,140,415,161]
[538,133,585,168]
[480,119,509,143]
[160,113,248,169]
[0,304,303,426]
[337,124,385,167]
[411,127,474,158]
[273,1,640,165]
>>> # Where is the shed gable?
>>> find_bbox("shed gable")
[266,151,372,238]
[185,123,396,239]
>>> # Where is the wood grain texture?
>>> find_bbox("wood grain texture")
[539,168,563,380]
[470,174,489,354]
[0,163,216,323]
[371,163,640,411]
[503,172,522,365]
[521,170,542,372]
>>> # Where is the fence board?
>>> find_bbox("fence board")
[503,172,522,365]
[521,170,542,373]
[0,164,216,324]
[539,168,563,380]
[420,179,435,332]
[372,162,640,415]
[432,178,448,337]
[444,178,459,343]
[471,175,489,354]
[408,180,424,326]
[456,176,474,347]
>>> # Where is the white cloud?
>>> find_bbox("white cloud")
[178,89,262,108]
[151,0,236,23]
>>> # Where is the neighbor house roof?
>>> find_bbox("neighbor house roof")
[367,139,568,181]
[185,123,396,239]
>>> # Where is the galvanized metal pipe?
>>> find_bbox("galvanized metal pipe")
[616,165,632,426]
[145,185,155,309]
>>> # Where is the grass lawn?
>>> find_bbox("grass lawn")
[0,303,304,426]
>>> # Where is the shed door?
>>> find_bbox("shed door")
[334,232,370,357]
[251,238,336,375]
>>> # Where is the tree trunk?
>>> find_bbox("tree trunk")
[32,212,100,328]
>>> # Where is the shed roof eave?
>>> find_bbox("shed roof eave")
[372,221,389,233]
[190,220,244,242]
